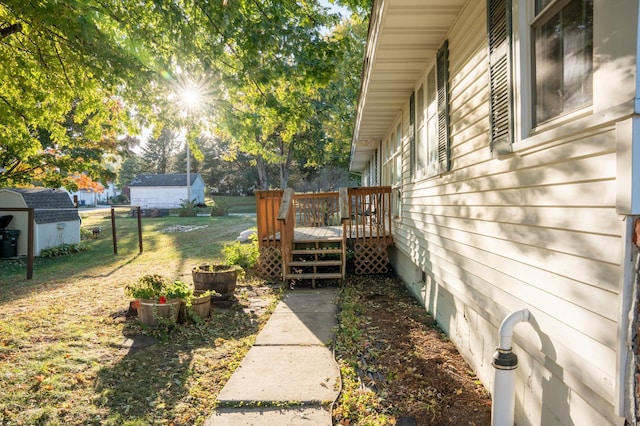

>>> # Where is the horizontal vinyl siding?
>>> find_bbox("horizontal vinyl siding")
[131,187,186,208]
[390,0,622,421]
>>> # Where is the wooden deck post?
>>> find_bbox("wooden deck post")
[339,188,349,280]
[277,189,295,282]
[255,190,285,280]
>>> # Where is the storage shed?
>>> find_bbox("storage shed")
[0,188,81,256]
[128,173,205,209]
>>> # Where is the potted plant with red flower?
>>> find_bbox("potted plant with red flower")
[125,274,191,327]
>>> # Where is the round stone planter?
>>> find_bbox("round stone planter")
[136,298,181,327]
[192,264,239,301]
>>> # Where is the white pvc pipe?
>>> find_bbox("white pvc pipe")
[493,367,516,426]
[498,309,530,350]
[491,309,530,426]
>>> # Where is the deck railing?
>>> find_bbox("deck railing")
[293,192,343,227]
[255,186,393,279]
[256,186,393,248]
[255,189,284,248]
[347,186,393,246]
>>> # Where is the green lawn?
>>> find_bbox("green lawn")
[0,213,280,425]
[209,195,257,214]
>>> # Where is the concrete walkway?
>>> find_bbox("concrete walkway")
[205,288,341,425]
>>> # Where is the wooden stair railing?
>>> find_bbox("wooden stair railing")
[277,188,295,283]
[255,190,284,279]
[339,188,350,280]
[279,190,347,287]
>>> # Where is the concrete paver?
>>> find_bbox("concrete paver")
[255,290,338,346]
[206,406,332,425]
[207,288,341,425]
[216,345,339,403]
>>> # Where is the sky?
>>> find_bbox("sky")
[319,0,350,17]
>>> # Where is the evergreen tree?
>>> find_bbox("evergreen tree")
[140,127,181,174]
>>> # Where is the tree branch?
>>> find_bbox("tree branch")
[0,93,29,122]
[0,23,22,40]
[53,42,75,91]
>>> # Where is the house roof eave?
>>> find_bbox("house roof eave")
[350,0,468,172]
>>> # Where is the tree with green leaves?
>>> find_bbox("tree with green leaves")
[181,0,352,189]
[183,134,259,195]
[140,127,181,174]
[115,156,143,192]
[0,0,371,191]
[0,1,156,188]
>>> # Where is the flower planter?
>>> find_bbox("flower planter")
[190,290,212,319]
[136,298,181,327]
[192,264,238,301]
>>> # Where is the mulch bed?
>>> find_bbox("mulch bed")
[333,274,492,425]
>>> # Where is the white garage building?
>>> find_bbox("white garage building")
[128,174,206,209]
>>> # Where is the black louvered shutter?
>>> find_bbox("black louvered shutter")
[488,0,513,156]
[436,41,450,173]
[409,92,416,179]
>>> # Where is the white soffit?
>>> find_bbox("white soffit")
[351,0,466,171]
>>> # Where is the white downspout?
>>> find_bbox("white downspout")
[491,308,530,426]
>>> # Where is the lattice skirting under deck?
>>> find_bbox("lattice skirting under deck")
[354,242,389,275]
[257,246,282,280]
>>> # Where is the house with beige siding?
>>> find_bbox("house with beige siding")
[351,0,639,424]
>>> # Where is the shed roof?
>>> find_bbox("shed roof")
[7,188,80,224]
[129,173,202,187]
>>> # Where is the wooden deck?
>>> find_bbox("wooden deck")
[255,187,394,282]
[264,225,392,243]
[294,226,342,242]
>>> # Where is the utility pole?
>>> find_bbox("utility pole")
[186,141,191,202]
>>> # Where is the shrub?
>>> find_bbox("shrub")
[210,199,230,216]
[39,243,88,258]
[178,199,198,217]
[164,280,192,300]
[222,232,258,270]
[124,274,192,301]
[80,227,94,241]
[125,274,167,299]
[110,193,129,205]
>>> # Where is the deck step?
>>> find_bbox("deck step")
[288,260,343,267]
[293,238,342,244]
[284,272,343,280]
[291,248,342,255]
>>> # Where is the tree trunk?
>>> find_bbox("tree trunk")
[279,147,293,189]
[256,155,268,190]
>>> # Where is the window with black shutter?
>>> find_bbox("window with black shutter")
[412,40,450,179]
[487,0,513,155]
[436,41,450,172]
[532,0,593,125]
[409,92,416,179]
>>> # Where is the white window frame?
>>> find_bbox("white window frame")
[382,118,403,218]
[531,0,593,127]
[413,59,439,180]
[510,0,594,145]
